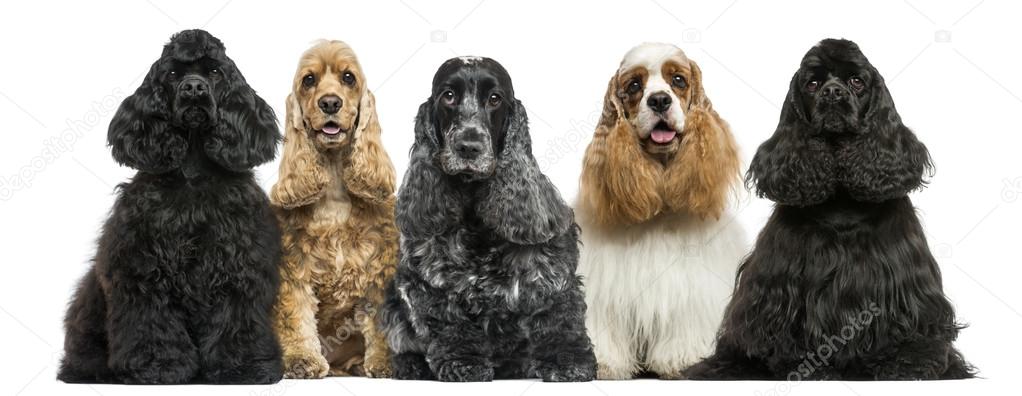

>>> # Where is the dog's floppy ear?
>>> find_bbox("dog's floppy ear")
[107,61,189,173]
[203,57,281,171]
[578,74,662,226]
[663,60,740,219]
[342,89,396,203]
[476,99,573,245]
[746,71,837,206]
[270,93,329,209]
[835,69,933,202]
[396,101,464,239]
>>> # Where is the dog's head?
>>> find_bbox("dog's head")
[427,56,513,180]
[108,29,279,172]
[579,43,739,224]
[747,39,933,205]
[288,40,367,150]
[398,56,573,244]
[610,43,707,162]
[792,39,880,135]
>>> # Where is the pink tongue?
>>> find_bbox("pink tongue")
[650,129,676,143]
[322,124,341,135]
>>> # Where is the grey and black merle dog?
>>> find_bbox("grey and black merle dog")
[379,56,596,382]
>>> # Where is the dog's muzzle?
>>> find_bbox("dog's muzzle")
[175,76,217,128]
[439,127,495,179]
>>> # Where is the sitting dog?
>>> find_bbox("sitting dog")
[576,43,746,379]
[58,29,283,384]
[686,39,975,380]
[270,40,397,378]
[379,56,597,382]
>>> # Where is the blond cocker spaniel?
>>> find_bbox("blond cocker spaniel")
[575,43,747,379]
[270,40,397,378]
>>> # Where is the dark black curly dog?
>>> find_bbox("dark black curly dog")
[685,39,974,381]
[58,29,283,384]
[379,57,596,382]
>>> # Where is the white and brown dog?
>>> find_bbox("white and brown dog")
[576,43,747,379]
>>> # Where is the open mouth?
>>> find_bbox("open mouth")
[317,121,346,138]
[649,121,678,144]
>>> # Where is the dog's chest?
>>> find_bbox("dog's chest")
[310,167,352,229]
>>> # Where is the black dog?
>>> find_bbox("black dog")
[379,57,596,382]
[686,39,974,380]
[58,30,283,384]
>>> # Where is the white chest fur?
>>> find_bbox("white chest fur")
[576,208,747,376]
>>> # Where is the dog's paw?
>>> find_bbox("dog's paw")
[537,362,596,382]
[596,363,635,380]
[363,354,392,378]
[119,358,199,384]
[435,359,494,382]
[391,353,434,380]
[283,351,329,379]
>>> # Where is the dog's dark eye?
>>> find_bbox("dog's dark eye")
[806,80,820,93]
[342,72,356,86]
[302,74,315,88]
[626,79,642,94]
[168,70,178,79]
[487,93,502,107]
[209,68,221,79]
[849,76,865,92]
[672,75,687,89]
[441,90,456,105]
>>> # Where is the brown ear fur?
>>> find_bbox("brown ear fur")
[578,76,662,226]
[662,60,740,220]
[342,89,396,203]
[269,93,329,209]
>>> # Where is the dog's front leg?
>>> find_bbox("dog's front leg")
[104,254,199,384]
[527,284,596,382]
[274,255,329,379]
[426,320,495,382]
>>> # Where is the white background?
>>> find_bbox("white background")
[1,0,1019,395]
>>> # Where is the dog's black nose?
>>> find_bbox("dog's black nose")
[820,83,848,102]
[647,92,672,113]
[318,95,342,114]
[179,77,209,98]
[454,140,485,160]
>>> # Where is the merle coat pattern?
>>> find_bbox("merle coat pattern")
[685,39,974,380]
[379,57,596,382]
[58,30,283,384]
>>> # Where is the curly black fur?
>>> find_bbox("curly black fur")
[58,29,283,384]
[686,39,975,380]
[379,57,595,382]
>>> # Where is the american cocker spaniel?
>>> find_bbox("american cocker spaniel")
[686,39,975,380]
[576,43,746,379]
[58,29,283,384]
[379,56,597,382]
[269,40,397,378]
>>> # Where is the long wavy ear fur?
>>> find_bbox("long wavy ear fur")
[395,101,464,239]
[835,69,933,202]
[578,75,661,226]
[746,72,837,206]
[476,99,573,245]
[342,89,396,203]
[270,94,329,209]
[203,68,280,171]
[107,62,189,173]
[662,60,740,220]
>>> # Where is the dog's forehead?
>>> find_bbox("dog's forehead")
[804,39,869,71]
[164,29,225,63]
[434,57,513,93]
[299,41,361,73]
[619,43,688,74]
